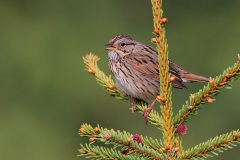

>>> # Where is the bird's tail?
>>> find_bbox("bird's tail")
[181,73,210,83]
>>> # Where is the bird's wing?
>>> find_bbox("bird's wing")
[126,45,187,89]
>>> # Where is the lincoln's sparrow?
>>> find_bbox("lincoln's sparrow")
[105,35,209,122]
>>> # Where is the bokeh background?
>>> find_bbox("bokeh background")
[0,0,240,159]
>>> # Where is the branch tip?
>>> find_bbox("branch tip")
[151,37,157,43]
[168,76,176,82]
[94,127,100,134]
[154,29,160,35]
[89,137,95,142]
[209,79,214,85]
[79,128,84,134]
[159,17,168,25]
[156,95,166,103]
[79,148,87,154]
[207,97,213,104]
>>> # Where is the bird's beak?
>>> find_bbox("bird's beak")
[105,47,116,51]
[105,42,116,50]
[105,42,112,46]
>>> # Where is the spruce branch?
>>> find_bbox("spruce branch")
[79,144,137,160]
[174,56,240,126]
[83,53,163,129]
[79,123,165,159]
[83,53,127,101]
[180,130,240,159]
[151,0,174,150]
[142,136,164,151]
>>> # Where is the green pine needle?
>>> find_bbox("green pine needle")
[180,130,240,159]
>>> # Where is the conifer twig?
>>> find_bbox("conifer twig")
[79,144,136,160]
[174,56,240,126]
[78,123,165,159]
[151,0,174,151]
[180,130,240,159]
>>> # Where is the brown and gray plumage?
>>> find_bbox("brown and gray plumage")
[105,35,209,100]
[105,35,209,121]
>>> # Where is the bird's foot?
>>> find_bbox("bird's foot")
[131,98,137,113]
[143,100,157,123]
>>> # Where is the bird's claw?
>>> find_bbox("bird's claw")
[143,100,157,123]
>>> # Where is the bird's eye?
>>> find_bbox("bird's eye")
[120,43,126,47]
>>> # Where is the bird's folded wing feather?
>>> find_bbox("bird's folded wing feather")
[127,45,187,89]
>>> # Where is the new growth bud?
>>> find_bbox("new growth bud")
[225,73,232,79]
[190,94,195,99]
[207,97,213,104]
[169,76,176,82]
[108,85,114,90]
[151,38,157,43]
[174,147,180,152]
[209,79,214,85]
[89,137,95,142]
[154,29,160,35]
[85,54,89,60]
[127,138,132,143]
[159,18,168,25]
[233,133,239,139]
[87,68,95,75]
[160,147,166,152]
[94,127,100,134]
[79,148,87,154]
[79,128,84,133]
[156,95,166,103]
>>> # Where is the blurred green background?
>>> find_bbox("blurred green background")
[0,0,240,159]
